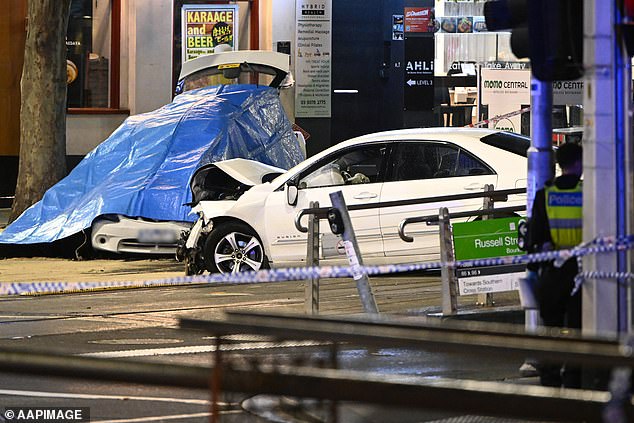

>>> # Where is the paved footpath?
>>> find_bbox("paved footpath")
[0,207,521,315]
[0,255,522,320]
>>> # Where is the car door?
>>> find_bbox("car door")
[379,141,497,262]
[263,143,389,266]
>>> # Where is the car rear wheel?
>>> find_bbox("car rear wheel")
[203,222,269,274]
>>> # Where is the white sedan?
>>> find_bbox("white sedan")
[179,127,529,274]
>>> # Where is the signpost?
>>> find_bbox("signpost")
[452,217,525,296]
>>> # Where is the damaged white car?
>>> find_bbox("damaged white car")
[177,128,529,275]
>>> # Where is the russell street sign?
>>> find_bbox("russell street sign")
[452,216,526,295]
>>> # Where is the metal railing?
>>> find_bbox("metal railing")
[180,311,634,422]
[295,186,526,315]
[396,185,527,314]
[294,187,526,233]
[0,310,630,423]
[398,204,526,242]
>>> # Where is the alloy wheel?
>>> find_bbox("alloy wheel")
[214,231,265,273]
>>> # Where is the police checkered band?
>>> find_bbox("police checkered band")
[2,235,634,296]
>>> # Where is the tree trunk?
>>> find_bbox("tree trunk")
[10,0,71,222]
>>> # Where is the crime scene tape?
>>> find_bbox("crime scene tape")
[577,271,634,282]
[466,106,531,128]
[2,235,634,296]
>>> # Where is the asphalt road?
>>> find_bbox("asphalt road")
[0,257,530,422]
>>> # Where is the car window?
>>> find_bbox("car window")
[389,142,493,181]
[299,145,386,189]
[480,132,530,157]
[390,143,436,181]
[181,67,278,92]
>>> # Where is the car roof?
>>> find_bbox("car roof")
[319,127,511,157]
[342,127,504,146]
[273,127,521,187]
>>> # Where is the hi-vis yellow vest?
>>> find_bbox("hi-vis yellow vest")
[545,181,582,249]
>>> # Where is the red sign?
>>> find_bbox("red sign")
[404,7,434,33]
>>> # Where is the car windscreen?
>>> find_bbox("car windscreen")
[480,132,530,157]
[178,63,287,93]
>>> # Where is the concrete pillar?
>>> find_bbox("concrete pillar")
[523,78,554,341]
[582,0,629,336]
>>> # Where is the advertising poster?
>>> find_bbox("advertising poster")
[404,36,435,111]
[456,16,473,33]
[480,67,531,133]
[392,15,404,40]
[404,7,435,33]
[472,16,487,32]
[440,17,457,33]
[440,16,486,33]
[295,0,332,118]
[181,5,238,63]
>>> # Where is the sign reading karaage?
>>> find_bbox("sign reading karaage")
[182,5,238,62]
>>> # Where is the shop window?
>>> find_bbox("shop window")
[66,0,120,110]
[435,0,518,75]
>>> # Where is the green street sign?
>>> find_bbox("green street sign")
[452,217,525,261]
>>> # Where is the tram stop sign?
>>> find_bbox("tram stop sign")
[452,216,526,296]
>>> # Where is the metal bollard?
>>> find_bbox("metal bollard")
[329,191,378,314]
[305,201,320,315]
[477,184,495,307]
[439,207,458,315]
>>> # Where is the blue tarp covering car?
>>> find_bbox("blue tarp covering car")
[0,84,304,245]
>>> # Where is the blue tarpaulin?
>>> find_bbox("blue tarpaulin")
[0,84,304,244]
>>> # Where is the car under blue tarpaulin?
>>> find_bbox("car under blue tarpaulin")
[0,84,304,245]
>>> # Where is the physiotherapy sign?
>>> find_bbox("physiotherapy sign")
[181,5,238,63]
[452,217,525,295]
[295,0,332,118]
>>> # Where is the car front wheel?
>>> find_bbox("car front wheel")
[203,222,269,274]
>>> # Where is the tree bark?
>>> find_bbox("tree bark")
[10,0,71,222]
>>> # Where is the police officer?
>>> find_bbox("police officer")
[526,141,583,388]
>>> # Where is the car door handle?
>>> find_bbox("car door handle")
[353,192,378,200]
[463,183,484,191]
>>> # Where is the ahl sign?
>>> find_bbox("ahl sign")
[404,36,434,111]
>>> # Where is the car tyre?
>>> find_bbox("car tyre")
[203,222,269,274]
[184,247,205,276]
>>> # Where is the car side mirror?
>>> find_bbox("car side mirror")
[287,181,298,206]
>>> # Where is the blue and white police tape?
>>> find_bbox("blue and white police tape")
[575,271,634,286]
[3,234,634,296]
